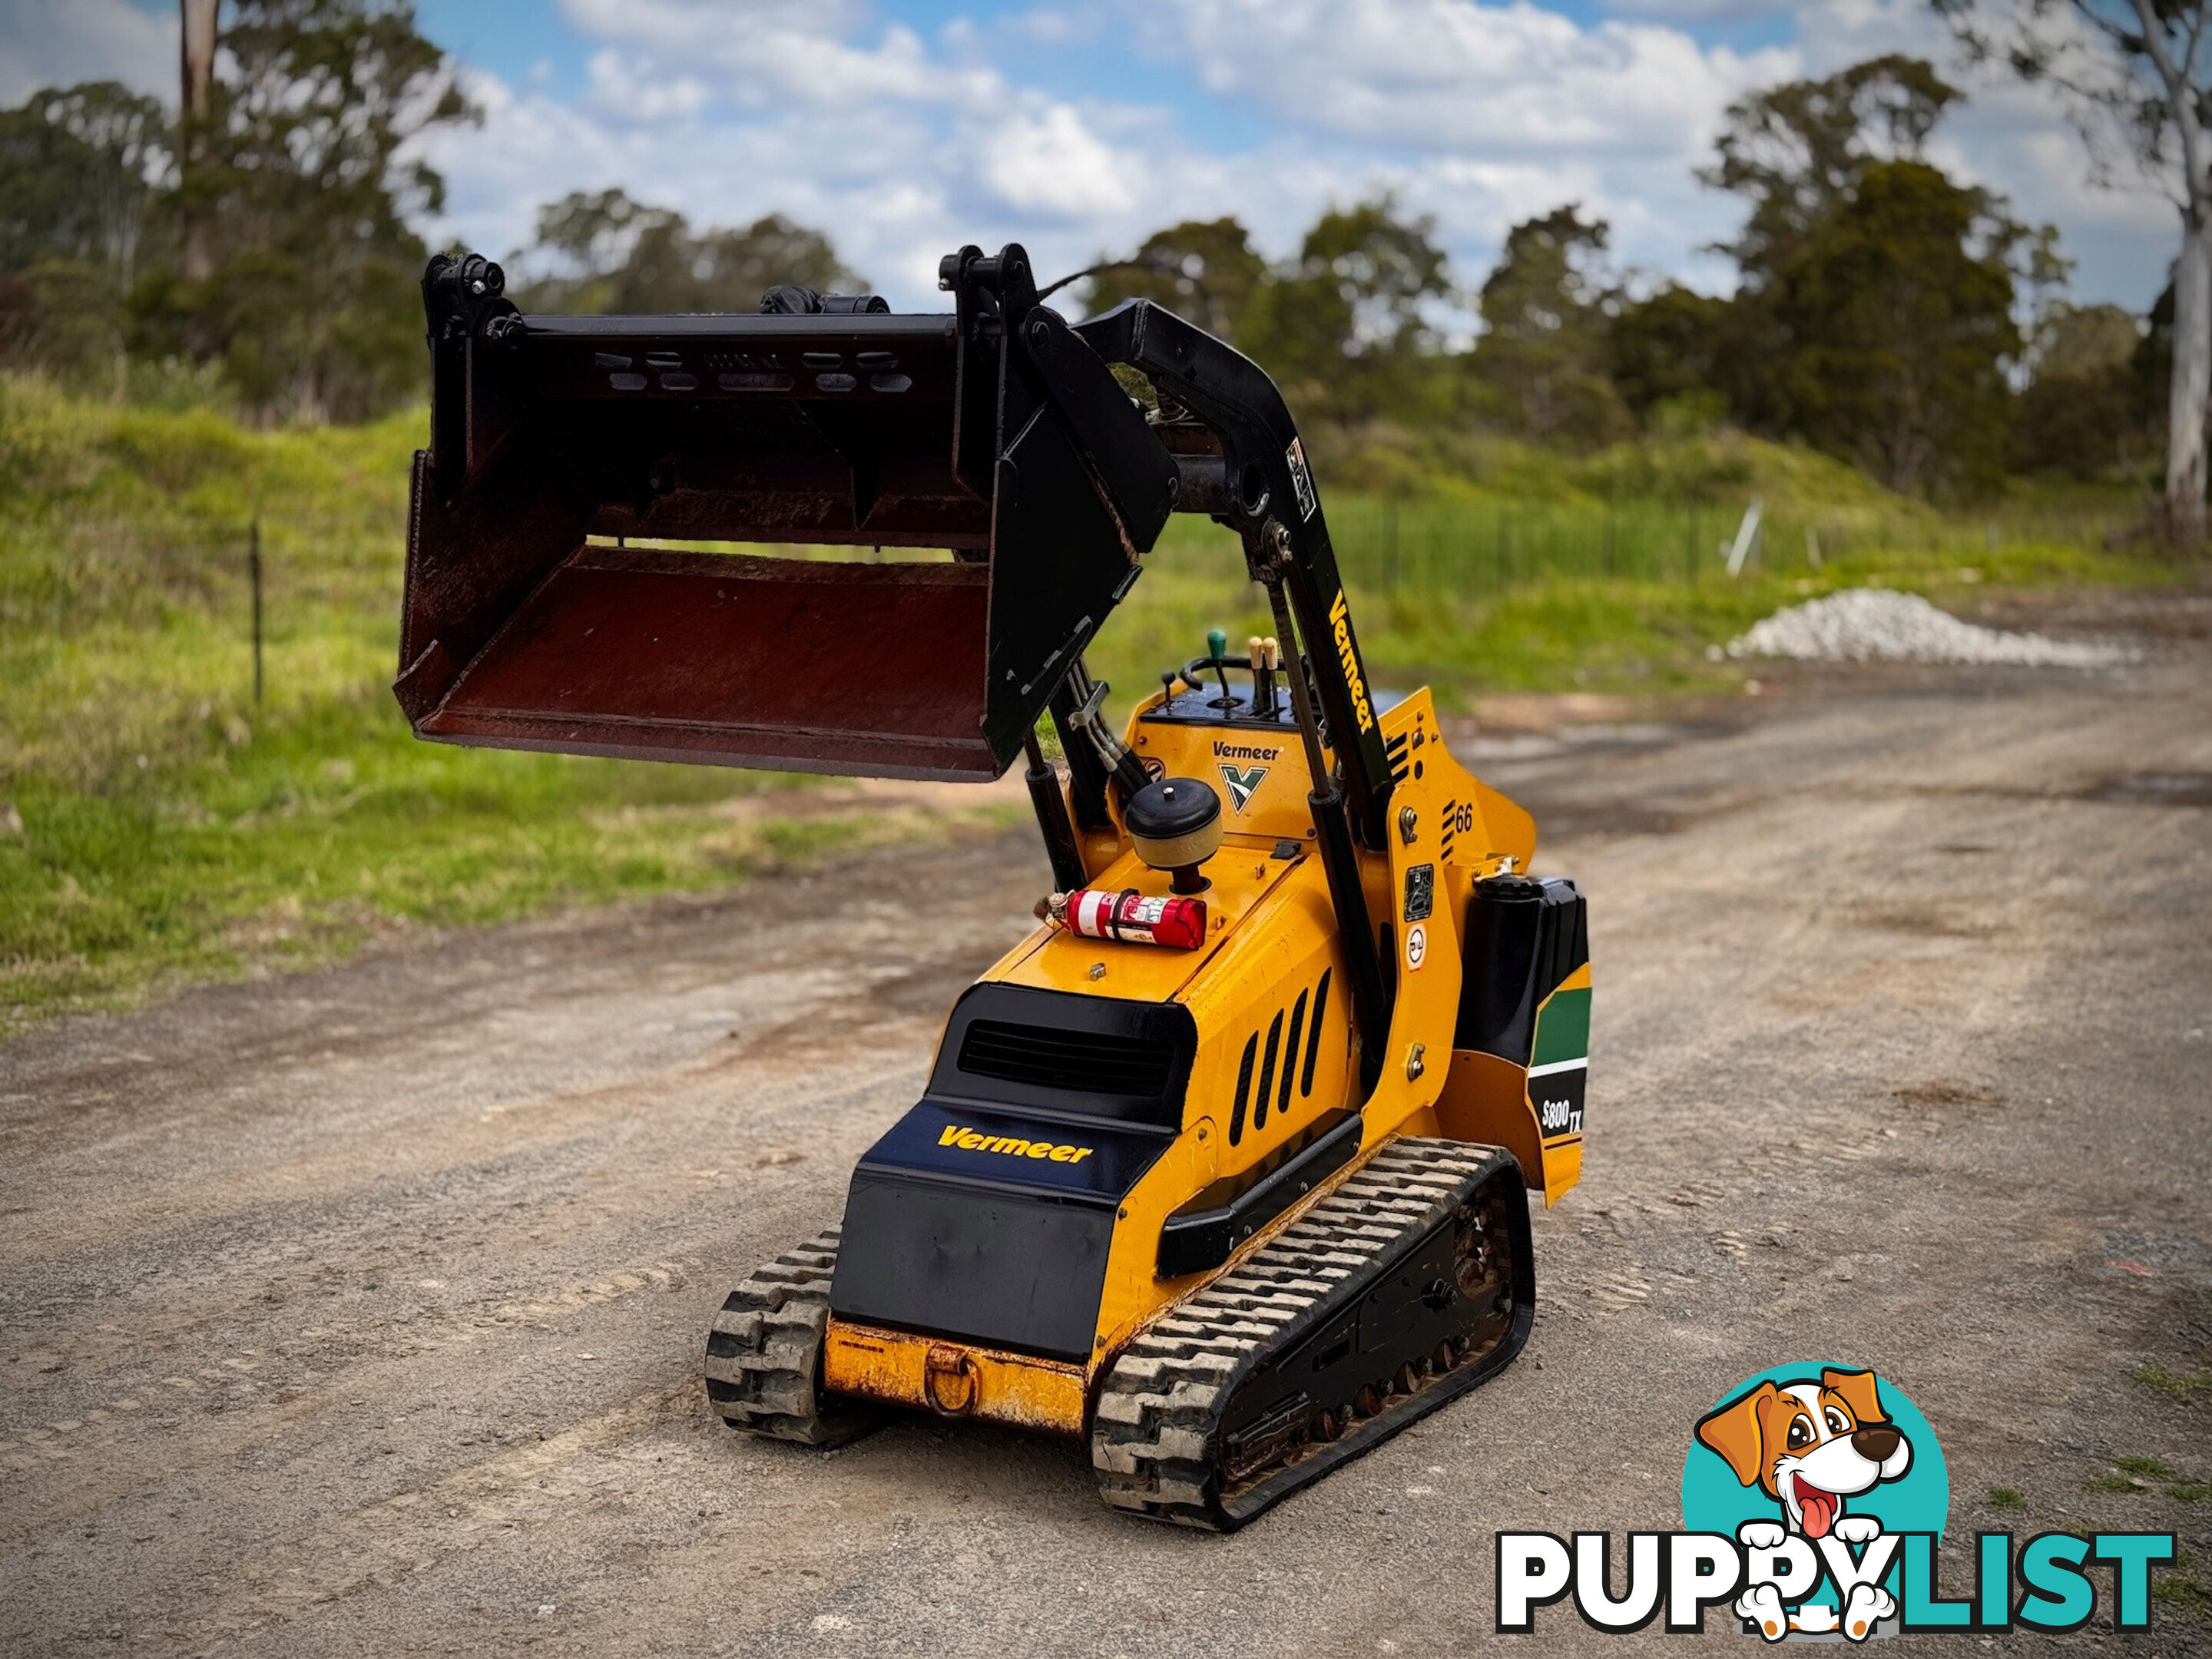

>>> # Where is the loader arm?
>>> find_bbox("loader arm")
[402,243,1396,1084]
[1070,299,1396,849]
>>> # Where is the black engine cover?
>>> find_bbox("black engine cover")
[830,985,1192,1361]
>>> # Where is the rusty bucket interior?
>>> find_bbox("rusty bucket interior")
[399,303,1140,781]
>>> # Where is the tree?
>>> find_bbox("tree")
[1769,160,2023,496]
[179,0,220,281]
[0,82,169,280]
[1471,205,1630,445]
[1241,197,1452,424]
[1700,55,1969,438]
[1933,0,2212,541]
[0,82,170,380]
[1078,217,1268,343]
[515,189,668,313]
[1607,284,1733,422]
[1692,55,2051,495]
[2033,299,2145,376]
[2011,301,2156,476]
[1704,55,1962,285]
[511,189,858,314]
[135,0,477,419]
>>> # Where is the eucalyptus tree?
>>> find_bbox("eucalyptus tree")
[1935,0,2212,541]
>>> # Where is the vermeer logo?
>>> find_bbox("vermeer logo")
[936,1124,1093,1164]
[1327,590,1373,733]
[1495,1363,2176,1641]
[1219,763,1268,811]
[1211,741,1280,762]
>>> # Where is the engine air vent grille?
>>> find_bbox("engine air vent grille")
[957,1020,1177,1098]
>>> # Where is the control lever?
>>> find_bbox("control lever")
[1065,661,1150,801]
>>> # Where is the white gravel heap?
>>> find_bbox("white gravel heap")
[1728,588,2136,667]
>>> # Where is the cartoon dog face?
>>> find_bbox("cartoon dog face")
[1695,1368,1912,1539]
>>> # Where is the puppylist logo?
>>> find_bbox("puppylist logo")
[1496,1363,2177,1640]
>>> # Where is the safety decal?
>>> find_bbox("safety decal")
[1404,923,1428,972]
[1404,863,1435,923]
[1286,436,1318,520]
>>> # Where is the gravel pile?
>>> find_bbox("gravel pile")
[1728,588,2136,667]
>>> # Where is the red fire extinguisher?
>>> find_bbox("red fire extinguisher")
[1050,887,1208,951]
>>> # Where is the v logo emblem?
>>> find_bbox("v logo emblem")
[1220,763,1268,812]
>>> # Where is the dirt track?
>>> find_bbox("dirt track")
[4,597,2210,1657]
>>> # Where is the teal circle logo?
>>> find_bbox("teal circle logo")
[1682,1364,1949,1635]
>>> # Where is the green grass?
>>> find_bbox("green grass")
[2136,1363,2212,1402]
[0,379,1020,1031]
[0,376,2178,1034]
[2088,1456,2211,1504]
[1988,1487,2025,1510]
[1085,501,2174,719]
[2154,1549,2210,1623]
[0,697,1016,1028]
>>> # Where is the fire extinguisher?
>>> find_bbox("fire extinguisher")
[1046,887,1208,951]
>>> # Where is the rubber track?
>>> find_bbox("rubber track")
[1091,1137,1524,1530]
[704,1228,883,1448]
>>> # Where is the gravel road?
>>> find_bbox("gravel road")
[4,601,2208,1657]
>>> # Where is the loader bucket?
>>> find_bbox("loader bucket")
[398,250,1177,781]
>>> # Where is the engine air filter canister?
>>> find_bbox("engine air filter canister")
[1124,776,1224,895]
[1059,888,1208,950]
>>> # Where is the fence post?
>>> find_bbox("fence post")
[250,516,264,707]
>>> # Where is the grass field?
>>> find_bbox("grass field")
[0,376,2172,1031]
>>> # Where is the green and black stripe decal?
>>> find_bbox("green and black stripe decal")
[1527,982,1588,1139]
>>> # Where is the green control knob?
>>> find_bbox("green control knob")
[1206,627,1228,664]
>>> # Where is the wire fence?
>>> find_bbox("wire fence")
[0,508,402,637]
[1316,495,2131,596]
[0,493,2137,667]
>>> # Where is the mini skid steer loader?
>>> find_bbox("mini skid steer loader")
[399,244,1591,1529]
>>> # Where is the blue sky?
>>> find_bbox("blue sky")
[2,0,2173,316]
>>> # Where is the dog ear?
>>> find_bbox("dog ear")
[1696,1382,1777,1488]
[1822,1367,1886,1426]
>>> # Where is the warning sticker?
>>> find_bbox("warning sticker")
[1404,922,1428,972]
[1403,863,1434,923]
[1286,436,1318,521]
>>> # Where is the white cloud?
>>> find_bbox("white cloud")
[0,0,2171,311]
[558,0,988,107]
[584,51,711,122]
[419,3,1169,304]
[1603,0,1790,19]
[980,103,1138,217]
[414,0,1796,310]
[0,0,174,107]
[1151,0,1795,156]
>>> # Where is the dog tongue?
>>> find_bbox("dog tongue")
[1798,1482,1839,1539]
